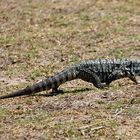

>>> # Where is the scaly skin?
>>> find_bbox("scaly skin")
[0,59,140,99]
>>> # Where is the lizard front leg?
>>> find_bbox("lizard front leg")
[125,71,140,84]
[106,70,126,85]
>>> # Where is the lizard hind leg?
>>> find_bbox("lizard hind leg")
[78,69,107,89]
[129,75,140,84]
[51,86,64,95]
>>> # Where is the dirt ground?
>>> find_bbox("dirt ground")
[0,0,140,139]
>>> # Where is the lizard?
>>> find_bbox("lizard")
[0,59,140,99]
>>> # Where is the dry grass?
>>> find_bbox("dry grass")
[0,0,140,139]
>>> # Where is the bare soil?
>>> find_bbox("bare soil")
[0,0,140,139]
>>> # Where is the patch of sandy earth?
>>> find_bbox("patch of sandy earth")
[0,77,27,86]
[116,119,140,140]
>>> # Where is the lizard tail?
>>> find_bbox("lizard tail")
[0,68,78,99]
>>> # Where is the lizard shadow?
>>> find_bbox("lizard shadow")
[33,87,94,97]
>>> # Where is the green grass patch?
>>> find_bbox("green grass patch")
[0,108,10,118]
[106,99,128,110]
[27,66,48,80]
[0,36,16,46]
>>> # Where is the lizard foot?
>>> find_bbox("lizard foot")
[51,88,64,96]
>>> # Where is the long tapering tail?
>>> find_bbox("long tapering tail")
[0,67,79,99]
